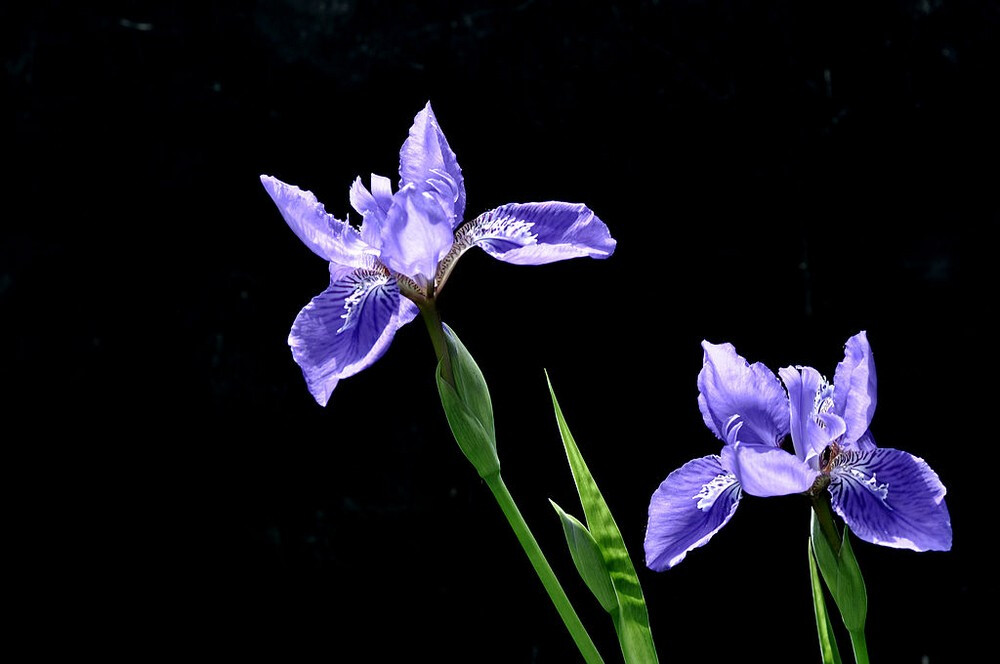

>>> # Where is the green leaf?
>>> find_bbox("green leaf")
[809,535,843,664]
[547,373,658,664]
[810,510,868,633]
[550,500,619,613]
[435,325,499,478]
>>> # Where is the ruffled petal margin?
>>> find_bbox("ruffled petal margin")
[260,175,370,267]
[645,455,742,571]
[829,447,951,552]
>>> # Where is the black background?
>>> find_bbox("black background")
[5,1,995,661]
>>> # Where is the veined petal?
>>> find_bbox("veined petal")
[399,102,466,225]
[288,267,412,406]
[829,448,951,551]
[645,455,742,571]
[832,331,878,446]
[379,185,455,288]
[698,342,790,447]
[261,175,370,266]
[780,365,840,466]
[721,443,819,497]
[450,202,616,266]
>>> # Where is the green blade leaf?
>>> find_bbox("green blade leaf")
[809,535,843,664]
[550,500,619,613]
[547,373,658,664]
[436,324,499,478]
[810,510,868,633]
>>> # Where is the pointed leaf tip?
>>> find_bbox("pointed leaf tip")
[547,375,659,663]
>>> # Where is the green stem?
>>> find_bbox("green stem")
[419,303,602,662]
[419,300,454,387]
[484,473,605,664]
[811,494,842,555]
[848,629,868,664]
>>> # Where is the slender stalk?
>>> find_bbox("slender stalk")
[418,300,454,387]
[419,300,602,662]
[811,494,842,555]
[484,473,605,664]
[848,629,868,664]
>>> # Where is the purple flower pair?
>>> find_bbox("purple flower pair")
[645,333,952,571]
[261,103,615,405]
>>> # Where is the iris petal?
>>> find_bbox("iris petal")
[260,175,370,266]
[455,202,616,266]
[780,365,841,466]
[832,331,878,446]
[829,447,951,551]
[721,443,819,497]
[351,175,395,250]
[645,455,742,571]
[698,342,790,447]
[398,102,466,225]
[288,267,412,406]
[378,185,455,288]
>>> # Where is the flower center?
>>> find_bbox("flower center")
[338,267,392,333]
[395,271,427,302]
[819,441,841,474]
[694,473,737,511]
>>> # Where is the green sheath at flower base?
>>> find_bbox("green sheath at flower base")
[547,374,659,664]
[808,534,843,664]
[435,323,499,478]
[811,507,869,664]
[810,508,867,632]
[432,325,603,663]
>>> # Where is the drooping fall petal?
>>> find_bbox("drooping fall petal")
[828,447,951,552]
[645,455,742,571]
[456,202,616,265]
[288,267,416,406]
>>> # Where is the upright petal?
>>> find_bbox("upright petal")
[780,365,841,466]
[288,267,414,406]
[832,331,878,446]
[450,202,616,266]
[261,175,370,267]
[720,443,819,497]
[351,174,395,250]
[829,448,951,551]
[698,342,789,447]
[350,175,393,219]
[645,455,742,571]
[378,185,455,288]
[398,102,466,225]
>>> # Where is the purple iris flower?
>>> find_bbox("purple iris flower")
[261,102,616,405]
[645,332,951,571]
